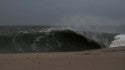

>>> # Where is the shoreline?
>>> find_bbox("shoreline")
[0,47,125,70]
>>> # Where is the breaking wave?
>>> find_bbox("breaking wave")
[0,27,116,53]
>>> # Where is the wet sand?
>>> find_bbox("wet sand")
[0,47,125,70]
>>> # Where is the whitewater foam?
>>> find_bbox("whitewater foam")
[109,35,125,48]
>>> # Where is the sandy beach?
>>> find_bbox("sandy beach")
[0,47,125,70]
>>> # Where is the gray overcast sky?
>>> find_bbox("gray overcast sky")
[0,0,125,25]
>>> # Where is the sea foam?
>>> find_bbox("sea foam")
[109,35,125,48]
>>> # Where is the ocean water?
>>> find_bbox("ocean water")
[0,25,121,53]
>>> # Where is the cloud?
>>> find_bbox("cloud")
[0,0,125,25]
